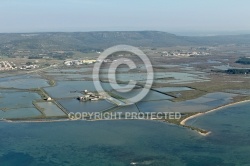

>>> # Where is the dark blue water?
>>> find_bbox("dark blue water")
[1,102,250,165]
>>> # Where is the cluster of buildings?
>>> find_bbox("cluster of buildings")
[161,51,209,57]
[0,61,40,71]
[0,61,17,71]
[64,57,119,66]
[64,59,97,66]
[77,90,104,101]
[20,64,39,70]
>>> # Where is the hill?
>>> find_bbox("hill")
[1,31,250,56]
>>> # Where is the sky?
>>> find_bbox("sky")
[0,0,250,35]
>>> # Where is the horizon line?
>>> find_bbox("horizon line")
[1,30,250,37]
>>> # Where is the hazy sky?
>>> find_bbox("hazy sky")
[1,0,250,34]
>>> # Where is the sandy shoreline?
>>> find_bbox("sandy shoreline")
[180,99,250,136]
[1,99,250,137]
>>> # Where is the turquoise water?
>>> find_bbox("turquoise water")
[1,102,250,165]
[1,73,250,165]
[186,102,250,139]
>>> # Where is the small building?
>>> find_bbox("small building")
[77,91,104,102]
[87,92,94,96]
[82,59,96,64]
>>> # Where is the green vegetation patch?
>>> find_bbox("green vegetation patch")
[236,57,250,65]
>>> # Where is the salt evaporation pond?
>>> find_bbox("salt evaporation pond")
[36,102,66,117]
[0,90,42,119]
[1,102,250,165]
[137,92,237,113]
[0,75,49,89]
[57,99,115,113]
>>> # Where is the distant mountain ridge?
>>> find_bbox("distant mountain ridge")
[0,31,250,52]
